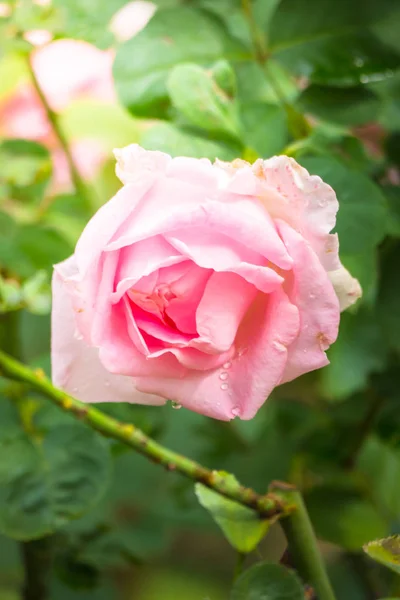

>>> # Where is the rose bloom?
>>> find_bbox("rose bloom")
[52,146,361,421]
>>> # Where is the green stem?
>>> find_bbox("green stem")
[0,349,288,520]
[0,313,52,600]
[26,55,92,211]
[241,0,311,140]
[233,551,246,582]
[21,538,52,600]
[271,483,336,600]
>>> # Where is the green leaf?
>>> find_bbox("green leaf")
[320,309,388,401]
[364,535,400,575]
[0,424,111,540]
[195,473,270,553]
[240,103,288,158]
[113,6,249,117]
[300,156,388,255]
[0,139,52,204]
[379,245,400,353]
[268,0,400,85]
[357,436,400,520]
[167,62,240,137]
[305,486,388,550]
[140,122,239,160]
[4,224,72,278]
[297,85,381,127]
[230,562,303,600]
[52,0,127,48]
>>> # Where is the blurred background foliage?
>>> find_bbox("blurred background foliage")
[0,0,400,598]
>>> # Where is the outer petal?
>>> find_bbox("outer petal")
[256,156,341,272]
[135,289,300,421]
[75,175,157,274]
[51,264,165,406]
[328,264,362,311]
[276,220,340,383]
[114,144,171,184]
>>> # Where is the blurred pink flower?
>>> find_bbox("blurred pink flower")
[0,2,156,193]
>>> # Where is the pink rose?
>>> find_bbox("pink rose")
[51,146,361,420]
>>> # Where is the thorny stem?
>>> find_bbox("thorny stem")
[0,350,337,598]
[0,349,287,519]
[271,483,337,600]
[26,54,93,211]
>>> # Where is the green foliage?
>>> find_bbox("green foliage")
[364,535,400,575]
[113,6,248,118]
[0,416,111,540]
[1,0,400,597]
[230,562,304,600]
[195,473,270,553]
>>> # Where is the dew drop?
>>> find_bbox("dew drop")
[171,401,182,410]
[220,383,229,391]
[309,293,316,299]
[237,347,248,358]
[231,406,240,417]
[72,387,78,393]
[104,381,110,387]
[223,361,232,370]
[219,372,228,381]
[272,340,286,352]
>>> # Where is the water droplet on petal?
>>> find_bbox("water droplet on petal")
[309,293,316,299]
[219,372,228,381]
[105,381,110,387]
[220,383,229,391]
[231,406,240,417]
[171,401,182,410]
[72,387,78,393]
[223,361,232,370]
[272,341,286,352]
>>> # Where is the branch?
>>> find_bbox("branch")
[241,0,311,140]
[0,350,337,598]
[0,349,287,519]
[26,54,93,211]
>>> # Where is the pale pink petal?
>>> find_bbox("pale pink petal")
[149,344,236,372]
[328,264,362,311]
[32,39,116,112]
[51,266,165,406]
[114,144,171,184]
[75,176,157,274]
[167,264,212,333]
[195,272,257,353]
[276,220,340,383]
[165,228,284,293]
[135,290,300,420]
[111,235,183,303]
[256,156,340,270]
[109,0,156,42]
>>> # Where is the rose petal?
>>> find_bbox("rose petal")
[114,143,171,184]
[276,220,340,383]
[195,271,258,353]
[135,289,299,420]
[328,263,362,311]
[51,268,165,406]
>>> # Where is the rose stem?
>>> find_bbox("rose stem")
[0,349,336,598]
[0,313,53,600]
[271,483,337,600]
[241,0,311,140]
[25,53,93,212]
